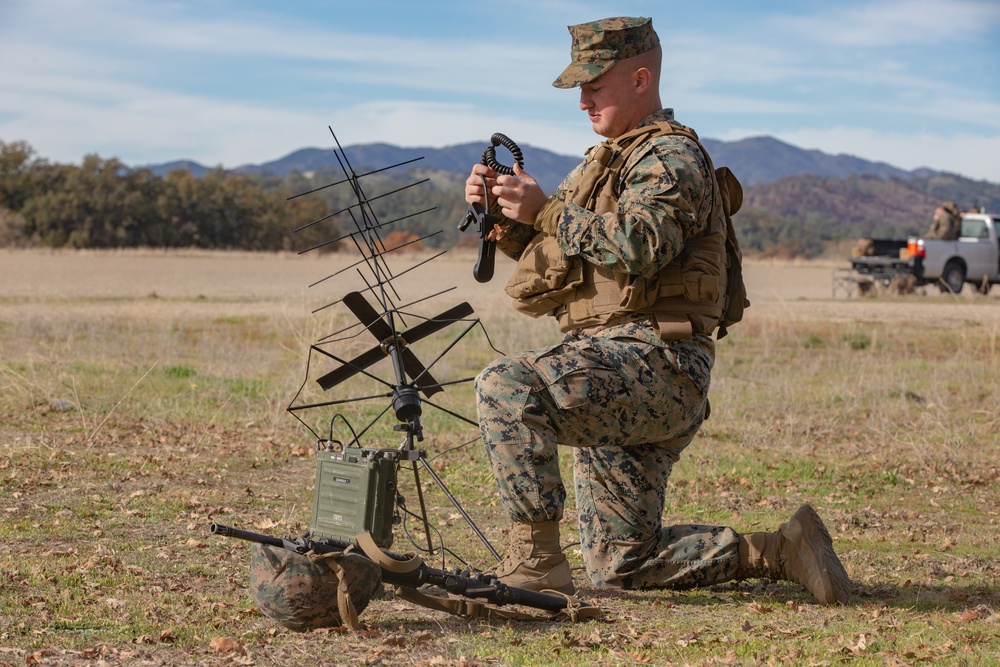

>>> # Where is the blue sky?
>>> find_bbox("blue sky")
[1,0,998,183]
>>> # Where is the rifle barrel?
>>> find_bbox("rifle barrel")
[210,523,287,549]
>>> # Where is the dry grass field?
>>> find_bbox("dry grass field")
[1,248,998,666]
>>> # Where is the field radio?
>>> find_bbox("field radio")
[310,443,398,548]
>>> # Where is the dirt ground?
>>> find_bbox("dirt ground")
[3,248,998,666]
[2,248,999,327]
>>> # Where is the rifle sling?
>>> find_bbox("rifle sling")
[356,532,424,574]
[393,585,601,623]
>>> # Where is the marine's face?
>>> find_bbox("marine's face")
[578,63,641,139]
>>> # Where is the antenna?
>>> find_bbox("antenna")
[285,128,503,562]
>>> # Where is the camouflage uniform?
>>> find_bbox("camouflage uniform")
[926,201,962,240]
[477,107,740,589]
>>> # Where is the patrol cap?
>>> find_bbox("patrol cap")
[553,17,660,89]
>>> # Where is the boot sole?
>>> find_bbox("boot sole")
[793,504,852,604]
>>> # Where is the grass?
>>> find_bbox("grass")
[1,251,998,666]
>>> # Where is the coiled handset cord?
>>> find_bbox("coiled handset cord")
[458,133,523,283]
[481,133,524,176]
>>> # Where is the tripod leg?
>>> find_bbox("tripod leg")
[420,457,502,562]
[410,462,436,558]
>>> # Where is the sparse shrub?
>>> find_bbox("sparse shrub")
[165,364,197,378]
[842,331,871,350]
[802,332,824,349]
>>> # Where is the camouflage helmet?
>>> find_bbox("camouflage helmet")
[553,17,660,89]
[249,543,382,631]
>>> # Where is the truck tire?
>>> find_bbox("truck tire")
[939,261,965,294]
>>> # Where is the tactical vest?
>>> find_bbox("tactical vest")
[504,121,746,340]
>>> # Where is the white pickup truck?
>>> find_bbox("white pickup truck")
[851,212,1000,294]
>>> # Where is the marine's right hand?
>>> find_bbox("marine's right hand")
[465,163,499,207]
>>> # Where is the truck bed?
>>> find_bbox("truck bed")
[850,254,914,278]
[860,238,908,258]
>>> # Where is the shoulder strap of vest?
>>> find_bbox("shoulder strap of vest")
[580,121,700,206]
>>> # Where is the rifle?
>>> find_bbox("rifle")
[211,522,597,617]
[458,133,524,284]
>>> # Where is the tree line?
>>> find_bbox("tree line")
[0,140,335,251]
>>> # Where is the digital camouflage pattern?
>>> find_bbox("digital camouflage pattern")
[554,17,660,89]
[479,107,743,589]
[476,320,740,588]
[496,109,713,271]
[249,543,382,631]
[557,111,714,272]
[503,113,739,339]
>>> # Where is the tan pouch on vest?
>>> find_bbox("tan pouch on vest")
[504,232,584,317]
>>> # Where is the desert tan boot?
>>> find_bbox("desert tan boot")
[494,521,575,595]
[736,504,851,605]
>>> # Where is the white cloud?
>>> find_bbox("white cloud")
[770,0,1000,47]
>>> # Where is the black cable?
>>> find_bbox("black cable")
[481,133,523,176]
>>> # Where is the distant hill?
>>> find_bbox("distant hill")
[236,142,582,194]
[700,136,916,185]
[140,135,1000,258]
[148,159,218,178]
[142,134,950,192]
[9,132,997,258]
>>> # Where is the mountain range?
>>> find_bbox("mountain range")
[144,135,1000,255]
[144,135,939,194]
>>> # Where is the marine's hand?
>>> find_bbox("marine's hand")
[465,164,499,206]
[492,163,548,226]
